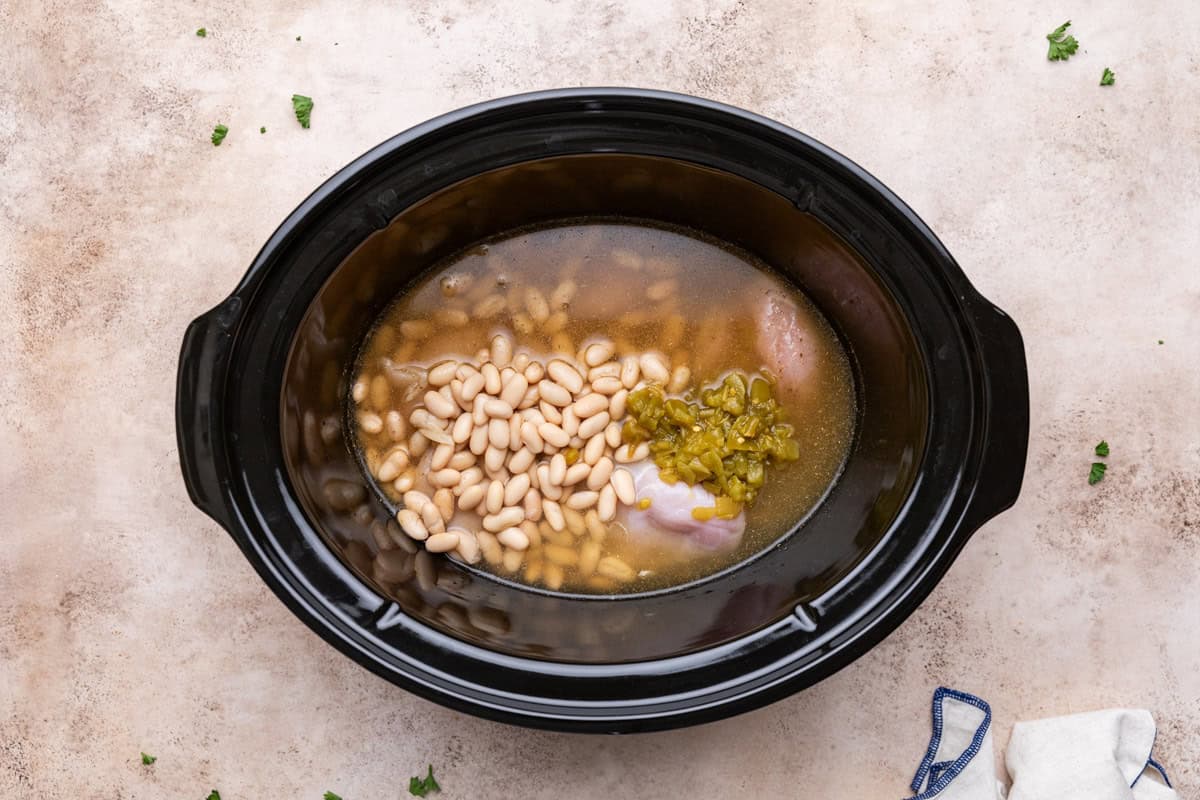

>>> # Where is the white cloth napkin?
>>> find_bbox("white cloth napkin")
[903,688,1179,800]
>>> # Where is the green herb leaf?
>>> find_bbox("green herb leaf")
[296,35,302,41]
[324,793,343,800]
[1094,440,1109,457]
[292,94,314,129]
[1088,462,1107,485]
[196,27,207,37]
[1101,67,1115,86]
[206,792,221,800]
[140,752,156,765]
[260,126,266,134]
[409,765,440,797]
[1158,339,1164,345]
[211,124,229,146]
[1046,20,1079,61]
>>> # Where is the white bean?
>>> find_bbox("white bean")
[523,488,542,521]
[524,288,550,323]
[563,462,590,487]
[524,361,545,384]
[488,417,510,450]
[547,360,584,393]
[430,442,453,470]
[610,468,636,505]
[462,372,485,401]
[458,483,485,511]
[481,362,502,394]
[609,389,628,420]
[431,468,461,488]
[385,410,406,441]
[471,394,488,426]
[403,489,431,510]
[614,442,650,463]
[504,473,531,506]
[485,479,505,514]
[506,448,532,474]
[598,556,634,581]
[550,279,577,308]
[538,422,570,448]
[483,507,525,532]
[469,424,489,455]
[497,526,530,551]
[508,413,522,451]
[425,531,460,553]
[433,488,455,521]
[477,531,502,565]
[591,376,622,395]
[359,412,383,434]
[587,457,614,491]
[573,393,609,419]
[584,340,615,367]
[584,433,606,465]
[549,453,567,485]
[587,363,621,382]
[520,422,545,453]
[447,450,475,471]
[453,529,480,563]
[484,398,514,418]
[539,400,563,424]
[640,352,670,383]
[619,356,640,389]
[452,412,473,444]
[396,509,428,540]
[578,411,610,439]
[537,380,572,407]
[604,421,622,449]
[427,360,458,387]
[424,390,457,419]
[352,378,368,403]
[561,405,580,437]
[668,365,691,393]
[542,499,566,531]
[499,374,528,407]
[566,491,598,510]
[597,485,617,521]
[484,445,506,474]
[420,501,445,533]
[490,333,512,367]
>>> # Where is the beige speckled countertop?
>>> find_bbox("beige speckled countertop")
[2,1,1198,797]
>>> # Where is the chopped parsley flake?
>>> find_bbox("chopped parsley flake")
[196,27,207,37]
[211,124,228,146]
[1101,67,1116,86]
[1088,462,1107,485]
[140,752,156,765]
[292,94,314,128]
[1046,21,1079,61]
[1094,440,1110,457]
[409,765,440,797]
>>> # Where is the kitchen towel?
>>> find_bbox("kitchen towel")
[903,687,1179,799]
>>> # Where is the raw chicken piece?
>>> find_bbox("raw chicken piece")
[618,461,745,553]
[756,289,819,389]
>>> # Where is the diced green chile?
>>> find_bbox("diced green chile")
[622,371,801,510]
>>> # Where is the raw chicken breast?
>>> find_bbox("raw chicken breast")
[618,461,745,552]
[756,289,819,389]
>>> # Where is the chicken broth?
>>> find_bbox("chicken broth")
[350,221,856,594]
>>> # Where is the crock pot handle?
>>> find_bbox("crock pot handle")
[963,301,1029,531]
[175,298,241,530]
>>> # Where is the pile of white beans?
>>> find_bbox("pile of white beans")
[353,330,691,590]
